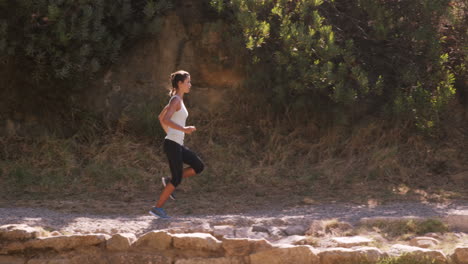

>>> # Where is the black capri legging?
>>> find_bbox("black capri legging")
[163,139,204,187]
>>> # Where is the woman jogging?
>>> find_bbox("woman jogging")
[150,70,204,219]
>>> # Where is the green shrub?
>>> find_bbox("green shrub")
[0,0,172,83]
[211,0,459,129]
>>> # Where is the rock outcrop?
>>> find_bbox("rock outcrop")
[1,224,465,264]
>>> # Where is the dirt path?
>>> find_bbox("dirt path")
[1,200,467,237]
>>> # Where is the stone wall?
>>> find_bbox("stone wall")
[2,224,467,264]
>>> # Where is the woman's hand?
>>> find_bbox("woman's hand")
[184,126,197,134]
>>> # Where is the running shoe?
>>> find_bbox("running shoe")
[149,207,170,219]
[162,177,176,200]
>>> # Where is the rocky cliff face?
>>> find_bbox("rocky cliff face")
[84,1,244,124]
[0,1,244,136]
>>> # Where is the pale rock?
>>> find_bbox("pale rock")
[452,246,468,264]
[0,224,46,240]
[306,220,327,237]
[0,256,25,264]
[25,234,110,251]
[331,236,374,248]
[250,245,320,264]
[283,225,308,236]
[273,235,308,246]
[169,222,212,234]
[173,233,222,252]
[191,223,213,233]
[213,225,235,239]
[107,233,137,251]
[390,244,447,263]
[235,227,269,240]
[132,231,172,250]
[175,257,246,264]
[409,236,440,248]
[318,247,385,264]
[234,227,250,239]
[222,238,272,256]
[268,227,286,240]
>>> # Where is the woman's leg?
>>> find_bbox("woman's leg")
[156,183,175,208]
[183,167,196,178]
[182,146,204,176]
[155,140,183,208]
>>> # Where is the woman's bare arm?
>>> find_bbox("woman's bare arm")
[158,105,169,133]
[159,97,196,134]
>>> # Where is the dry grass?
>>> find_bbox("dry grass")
[1,87,467,204]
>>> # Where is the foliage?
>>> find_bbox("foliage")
[0,0,172,83]
[211,0,460,129]
[365,219,448,238]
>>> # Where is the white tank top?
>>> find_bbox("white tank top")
[165,95,188,145]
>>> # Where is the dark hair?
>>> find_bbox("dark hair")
[169,70,190,96]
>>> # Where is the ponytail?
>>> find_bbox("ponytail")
[169,70,190,96]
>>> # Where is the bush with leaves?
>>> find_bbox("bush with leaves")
[0,0,172,83]
[212,0,459,129]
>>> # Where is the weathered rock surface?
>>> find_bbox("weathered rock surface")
[318,247,385,264]
[453,246,468,264]
[0,224,46,240]
[445,209,468,232]
[25,234,110,251]
[173,233,222,252]
[250,245,320,264]
[409,236,440,248]
[390,244,447,263]
[132,231,172,250]
[175,257,246,264]
[0,256,25,264]
[106,233,137,251]
[222,238,272,256]
[0,224,462,264]
[106,253,172,264]
[330,236,374,248]
[213,225,235,238]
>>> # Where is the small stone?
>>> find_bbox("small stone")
[283,225,308,236]
[50,231,62,237]
[107,233,137,251]
[273,235,308,246]
[409,236,440,248]
[331,236,374,248]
